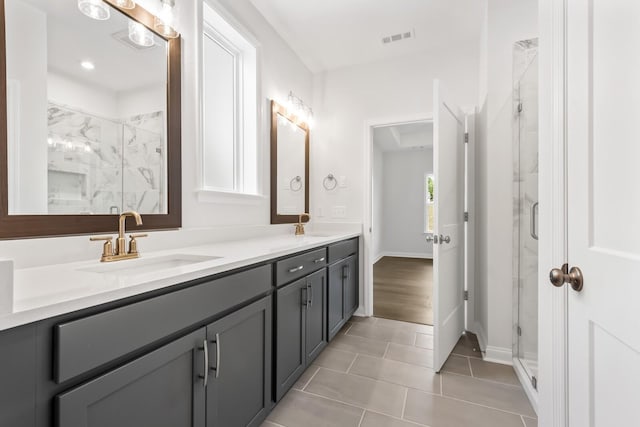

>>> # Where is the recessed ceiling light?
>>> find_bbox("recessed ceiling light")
[81,61,95,70]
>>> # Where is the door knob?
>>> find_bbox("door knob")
[440,235,451,244]
[425,235,434,243]
[549,264,584,292]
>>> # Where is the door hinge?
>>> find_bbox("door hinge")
[517,102,523,114]
[531,376,538,390]
[463,290,469,301]
[517,325,522,336]
[464,133,469,143]
[463,212,469,222]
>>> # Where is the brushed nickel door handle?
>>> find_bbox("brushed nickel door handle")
[288,265,304,273]
[440,235,451,244]
[530,202,539,240]
[549,264,584,292]
[210,333,221,379]
[198,339,209,387]
[425,235,434,243]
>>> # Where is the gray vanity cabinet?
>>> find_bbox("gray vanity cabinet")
[56,328,207,427]
[275,268,327,401]
[206,297,272,427]
[327,239,359,341]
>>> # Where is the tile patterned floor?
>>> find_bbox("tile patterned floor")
[263,317,537,427]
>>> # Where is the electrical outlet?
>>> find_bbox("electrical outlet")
[332,206,346,218]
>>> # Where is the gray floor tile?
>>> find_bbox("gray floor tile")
[375,317,433,334]
[360,411,426,427]
[523,416,538,427]
[328,333,389,357]
[385,343,434,368]
[452,333,482,358]
[414,333,434,349]
[441,373,536,417]
[313,348,357,372]
[404,389,525,427]
[293,365,319,390]
[267,389,363,427]
[347,322,416,345]
[305,368,407,418]
[469,358,520,386]
[349,354,440,393]
[441,355,472,376]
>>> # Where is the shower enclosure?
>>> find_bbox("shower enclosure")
[512,39,538,392]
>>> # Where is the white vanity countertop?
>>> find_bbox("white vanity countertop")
[0,231,360,332]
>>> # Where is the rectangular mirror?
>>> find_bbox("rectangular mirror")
[270,100,309,224]
[0,0,182,238]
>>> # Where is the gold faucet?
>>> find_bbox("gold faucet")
[295,213,311,236]
[90,211,147,262]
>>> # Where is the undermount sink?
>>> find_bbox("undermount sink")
[79,254,222,277]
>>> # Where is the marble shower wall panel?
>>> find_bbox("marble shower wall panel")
[47,104,165,214]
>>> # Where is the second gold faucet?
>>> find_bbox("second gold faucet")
[90,211,147,262]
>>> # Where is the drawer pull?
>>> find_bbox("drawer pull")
[314,257,326,264]
[288,265,304,273]
[198,340,209,387]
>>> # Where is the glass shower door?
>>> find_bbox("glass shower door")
[514,42,538,385]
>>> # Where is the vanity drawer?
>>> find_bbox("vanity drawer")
[276,248,327,287]
[328,238,358,264]
[54,264,272,384]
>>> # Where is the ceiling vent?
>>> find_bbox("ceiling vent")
[111,29,157,51]
[382,29,414,45]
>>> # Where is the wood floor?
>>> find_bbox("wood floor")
[373,256,433,325]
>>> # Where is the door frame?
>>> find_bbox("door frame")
[361,112,475,332]
[538,0,569,426]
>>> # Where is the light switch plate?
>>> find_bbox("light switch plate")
[332,206,346,218]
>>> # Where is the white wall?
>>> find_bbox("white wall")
[311,45,479,224]
[47,72,119,118]
[5,1,48,214]
[372,144,384,261]
[474,0,538,358]
[380,149,433,258]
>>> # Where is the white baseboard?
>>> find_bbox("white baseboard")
[376,251,433,261]
[472,321,512,365]
[373,253,385,264]
[513,357,539,414]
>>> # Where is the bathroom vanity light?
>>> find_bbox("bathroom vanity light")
[154,0,179,39]
[286,91,315,128]
[78,0,111,20]
[128,21,155,47]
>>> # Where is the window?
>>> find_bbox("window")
[425,174,435,233]
[201,3,258,196]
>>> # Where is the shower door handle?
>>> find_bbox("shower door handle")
[530,202,539,240]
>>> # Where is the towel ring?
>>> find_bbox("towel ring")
[323,174,338,191]
[290,176,303,192]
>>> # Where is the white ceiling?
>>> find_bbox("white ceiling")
[249,0,486,72]
[19,0,167,93]
[373,121,433,152]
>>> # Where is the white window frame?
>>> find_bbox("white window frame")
[197,0,263,204]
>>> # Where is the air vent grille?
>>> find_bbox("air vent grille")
[382,29,414,45]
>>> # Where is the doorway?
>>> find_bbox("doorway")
[371,121,434,325]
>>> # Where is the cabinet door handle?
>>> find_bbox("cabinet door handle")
[198,339,209,387]
[314,257,325,263]
[301,287,308,308]
[308,283,313,308]
[210,333,221,379]
[530,202,539,240]
[289,265,304,273]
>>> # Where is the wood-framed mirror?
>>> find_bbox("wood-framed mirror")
[0,0,181,238]
[270,100,309,224]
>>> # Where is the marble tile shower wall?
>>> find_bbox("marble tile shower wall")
[47,104,164,215]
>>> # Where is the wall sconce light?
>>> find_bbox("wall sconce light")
[129,21,155,47]
[154,0,179,39]
[78,0,111,20]
[287,91,315,128]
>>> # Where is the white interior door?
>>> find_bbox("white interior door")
[566,0,640,424]
[433,80,465,372]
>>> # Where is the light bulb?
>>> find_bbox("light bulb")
[154,0,178,38]
[77,0,110,20]
[128,21,154,47]
[113,0,135,9]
